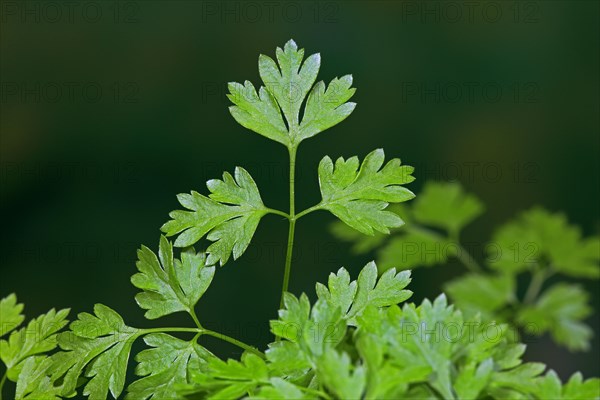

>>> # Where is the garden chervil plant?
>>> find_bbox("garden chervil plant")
[1,40,599,400]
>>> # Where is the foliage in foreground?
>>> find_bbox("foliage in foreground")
[1,39,599,399]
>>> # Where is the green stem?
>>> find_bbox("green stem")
[140,327,264,358]
[141,327,202,335]
[295,203,323,220]
[188,308,203,330]
[524,267,546,305]
[201,330,265,359]
[265,208,290,219]
[279,145,298,309]
[454,244,482,273]
[0,371,7,400]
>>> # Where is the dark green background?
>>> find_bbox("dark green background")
[1,0,598,393]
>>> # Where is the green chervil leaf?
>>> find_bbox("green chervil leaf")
[227,81,290,146]
[126,333,214,400]
[264,340,310,377]
[445,273,515,318]
[15,356,62,400]
[517,284,593,351]
[0,293,25,337]
[329,220,388,254]
[229,39,356,146]
[162,167,267,266]
[132,236,215,320]
[248,377,308,399]
[376,229,454,271]
[488,207,600,278]
[258,39,320,133]
[50,304,140,399]
[297,75,356,141]
[313,263,412,326]
[318,149,415,235]
[316,349,366,400]
[270,295,345,357]
[184,352,269,399]
[454,358,494,399]
[488,362,547,397]
[560,372,600,399]
[0,307,69,381]
[412,181,484,236]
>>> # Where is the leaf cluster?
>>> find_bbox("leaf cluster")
[332,181,600,351]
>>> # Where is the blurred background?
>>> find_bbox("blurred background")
[1,0,598,392]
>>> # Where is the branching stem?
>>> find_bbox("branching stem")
[201,329,265,359]
[265,208,290,219]
[295,203,323,220]
[140,327,264,358]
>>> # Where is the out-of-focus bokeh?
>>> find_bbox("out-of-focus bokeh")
[1,0,598,384]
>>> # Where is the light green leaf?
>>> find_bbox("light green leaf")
[228,39,356,146]
[49,304,140,399]
[454,359,494,399]
[315,267,357,315]
[356,333,430,399]
[413,181,484,235]
[316,349,366,400]
[132,236,214,319]
[488,207,599,278]
[314,263,412,326]
[184,352,269,399]
[561,372,600,399]
[15,356,62,400]
[329,220,388,254]
[265,340,310,376]
[303,299,345,356]
[376,229,454,271]
[161,167,267,266]
[126,333,214,400]
[347,262,412,323]
[489,362,547,395]
[249,377,308,399]
[258,39,320,131]
[318,149,415,235]
[227,81,289,146]
[0,307,69,381]
[270,293,311,343]
[517,284,592,351]
[445,273,515,317]
[0,293,25,337]
[391,295,457,399]
[298,75,356,141]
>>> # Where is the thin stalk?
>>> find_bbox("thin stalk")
[295,203,323,220]
[201,330,265,359]
[188,308,203,330]
[265,208,291,219]
[524,268,546,305]
[0,371,7,400]
[279,145,298,309]
[454,244,482,273]
[141,327,201,335]
[140,327,263,358]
